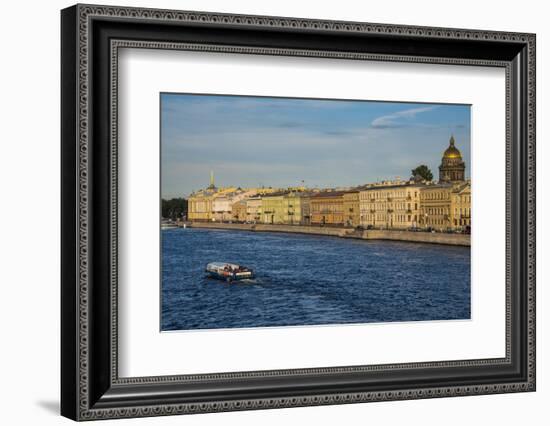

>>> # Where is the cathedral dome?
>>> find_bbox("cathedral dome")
[439,135,465,183]
[443,135,462,160]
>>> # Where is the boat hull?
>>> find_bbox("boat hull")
[206,270,254,282]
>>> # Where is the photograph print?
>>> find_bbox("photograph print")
[160,93,472,332]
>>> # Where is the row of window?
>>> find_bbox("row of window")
[454,207,471,216]
[189,202,212,212]
[311,208,343,214]
[423,207,449,215]
[421,191,450,200]
[361,214,417,223]
[359,191,418,200]
[359,202,418,211]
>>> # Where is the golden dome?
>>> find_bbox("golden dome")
[443,135,462,159]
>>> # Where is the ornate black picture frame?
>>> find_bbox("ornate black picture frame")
[61,4,536,421]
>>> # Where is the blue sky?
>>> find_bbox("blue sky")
[161,93,470,198]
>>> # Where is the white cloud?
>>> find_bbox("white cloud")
[370,106,438,129]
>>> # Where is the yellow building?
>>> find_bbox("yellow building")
[261,191,311,225]
[231,200,247,222]
[450,181,471,229]
[297,193,312,225]
[246,197,262,223]
[417,136,471,231]
[210,188,240,222]
[188,172,280,222]
[418,184,452,230]
[261,192,286,224]
[310,192,345,226]
[342,191,360,227]
[188,189,216,222]
[239,188,281,223]
[359,182,422,229]
[418,182,471,231]
[187,172,219,222]
[286,191,311,225]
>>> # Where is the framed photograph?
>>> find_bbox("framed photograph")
[61,4,536,421]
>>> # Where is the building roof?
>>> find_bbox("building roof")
[451,181,471,193]
[310,190,349,198]
[260,189,316,198]
[359,182,427,192]
[261,191,290,198]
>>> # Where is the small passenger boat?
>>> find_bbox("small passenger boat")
[205,262,255,282]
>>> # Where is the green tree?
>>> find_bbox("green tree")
[411,165,433,182]
[161,198,188,220]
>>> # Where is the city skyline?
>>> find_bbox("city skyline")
[161,93,471,199]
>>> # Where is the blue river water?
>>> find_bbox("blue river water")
[161,228,470,331]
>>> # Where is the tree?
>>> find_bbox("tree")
[411,165,433,182]
[161,198,188,220]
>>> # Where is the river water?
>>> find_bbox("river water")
[161,228,470,331]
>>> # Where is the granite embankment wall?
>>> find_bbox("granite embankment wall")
[183,222,470,246]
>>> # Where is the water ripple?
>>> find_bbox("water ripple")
[162,228,470,330]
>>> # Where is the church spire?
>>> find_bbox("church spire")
[208,170,216,190]
[449,134,455,146]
